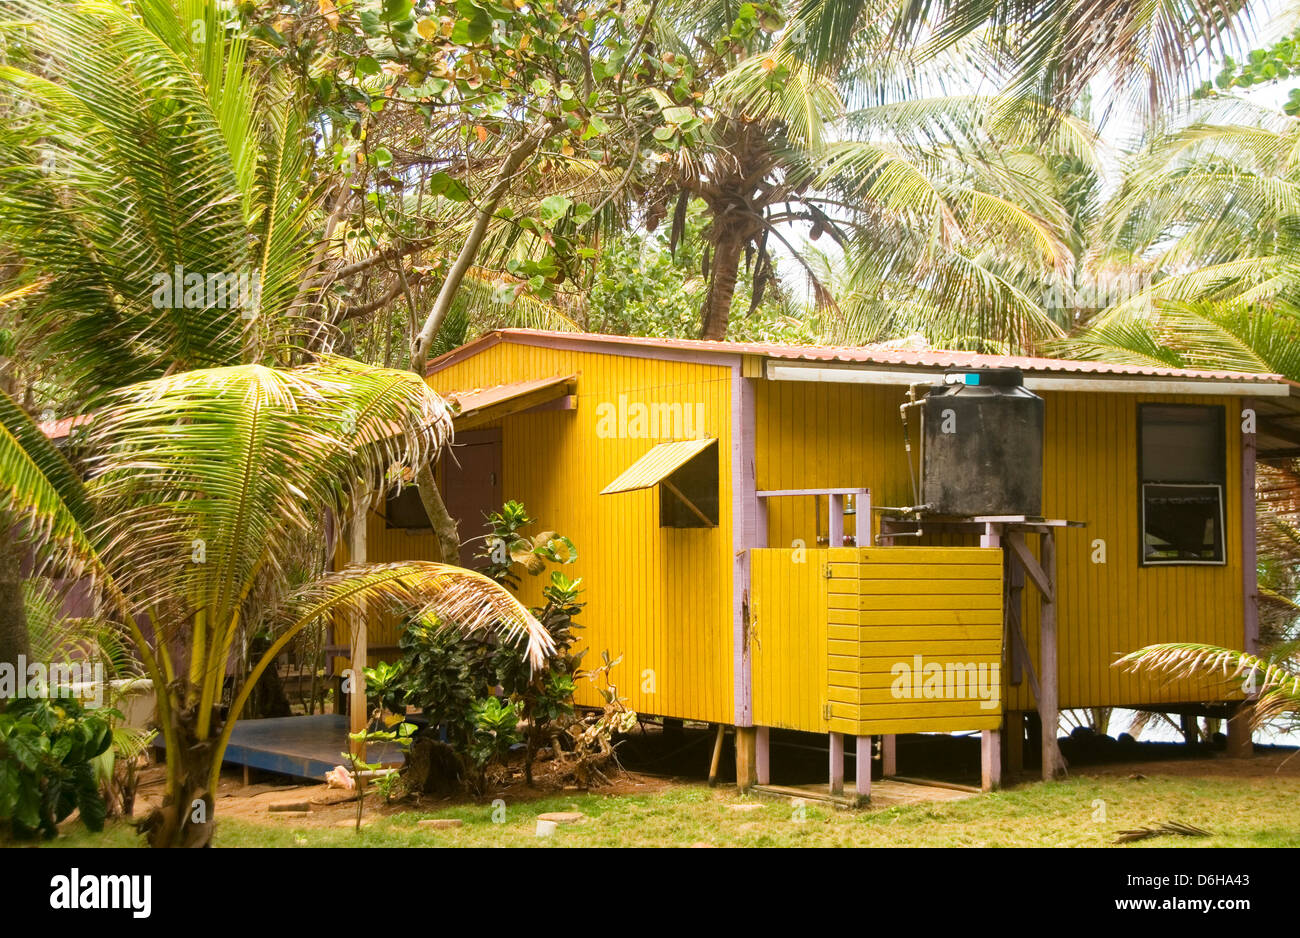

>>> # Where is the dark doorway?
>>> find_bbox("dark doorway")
[442,429,503,568]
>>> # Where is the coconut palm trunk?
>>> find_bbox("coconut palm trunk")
[0,534,30,691]
[701,227,746,340]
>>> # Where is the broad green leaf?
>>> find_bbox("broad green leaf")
[538,195,572,224]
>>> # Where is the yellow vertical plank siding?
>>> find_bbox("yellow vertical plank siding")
[750,548,828,731]
[1008,391,1244,711]
[754,382,1246,712]
[363,340,736,724]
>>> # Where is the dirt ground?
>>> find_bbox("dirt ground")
[122,739,1300,831]
[128,762,679,829]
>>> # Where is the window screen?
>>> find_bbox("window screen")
[1138,404,1225,564]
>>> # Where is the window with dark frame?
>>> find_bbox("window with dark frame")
[659,446,719,528]
[1138,403,1226,565]
[384,485,431,530]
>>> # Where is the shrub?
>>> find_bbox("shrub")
[0,696,114,839]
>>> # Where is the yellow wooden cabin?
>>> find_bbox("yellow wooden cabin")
[349,328,1299,798]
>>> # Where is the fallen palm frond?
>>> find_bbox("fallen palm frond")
[1114,821,1212,844]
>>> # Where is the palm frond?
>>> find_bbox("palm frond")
[266,561,553,671]
[1118,642,1300,729]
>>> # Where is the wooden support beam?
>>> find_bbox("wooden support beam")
[981,730,1001,792]
[881,734,897,777]
[519,393,576,415]
[855,735,872,803]
[1006,532,1053,601]
[829,732,845,795]
[348,501,368,760]
[829,493,845,547]
[709,723,726,787]
[734,726,757,790]
[1180,713,1198,746]
[1006,551,1026,685]
[1039,530,1064,780]
[1006,609,1043,705]
[662,479,716,527]
[756,726,770,785]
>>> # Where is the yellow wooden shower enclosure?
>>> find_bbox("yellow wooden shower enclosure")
[749,546,1005,736]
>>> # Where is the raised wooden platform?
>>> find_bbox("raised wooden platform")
[157,715,407,781]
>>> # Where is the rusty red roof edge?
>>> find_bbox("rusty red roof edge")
[38,413,93,440]
[427,329,1294,386]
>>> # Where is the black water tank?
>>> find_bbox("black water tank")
[919,367,1043,517]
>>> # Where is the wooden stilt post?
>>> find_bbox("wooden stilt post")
[1004,710,1024,777]
[881,734,897,777]
[1039,529,1063,780]
[709,723,726,786]
[855,735,871,804]
[829,732,845,795]
[1180,713,1198,747]
[348,500,368,760]
[734,726,757,790]
[756,726,770,785]
[981,730,1001,791]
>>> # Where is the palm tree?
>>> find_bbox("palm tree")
[633,0,846,339]
[779,0,1255,124]
[800,94,1098,350]
[642,0,1127,344]
[0,0,325,690]
[1059,101,1300,369]
[0,0,318,399]
[0,357,552,846]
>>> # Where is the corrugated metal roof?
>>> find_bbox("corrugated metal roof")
[430,329,1294,387]
[601,438,717,494]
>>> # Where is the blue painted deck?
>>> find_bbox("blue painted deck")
[160,715,408,781]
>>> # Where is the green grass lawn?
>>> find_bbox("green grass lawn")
[37,772,1300,848]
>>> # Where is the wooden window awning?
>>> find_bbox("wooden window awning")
[600,438,716,494]
[447,375,576,430]
[601,438,718,527]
